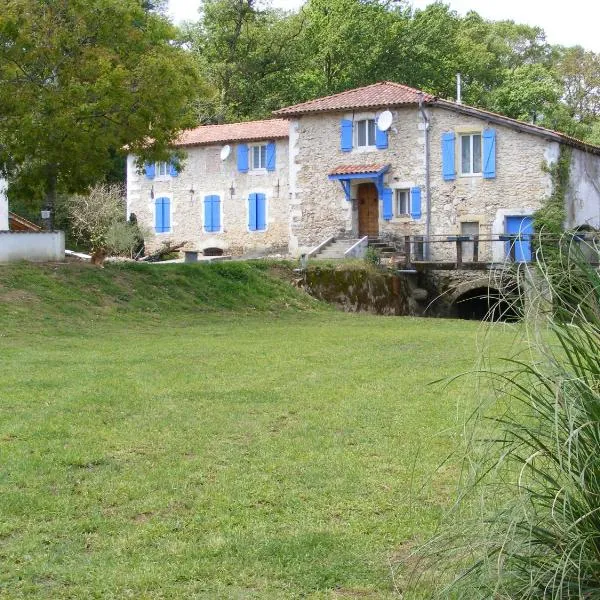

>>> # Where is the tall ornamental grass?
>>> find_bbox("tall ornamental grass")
[412,238,600,598]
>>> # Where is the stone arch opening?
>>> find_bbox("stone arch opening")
[453,286,519,321]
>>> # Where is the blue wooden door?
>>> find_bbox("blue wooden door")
[506,216,533,262]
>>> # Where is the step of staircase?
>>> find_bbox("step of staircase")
[313,237,361,259]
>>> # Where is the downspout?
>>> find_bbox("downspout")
[418,95,431,260]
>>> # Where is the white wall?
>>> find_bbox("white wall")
[0,178,8,231]
[0,231,65,263]
[566,148,600,230]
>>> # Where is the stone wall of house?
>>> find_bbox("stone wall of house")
[290,105,558,261]
[566,147,600,230]
[289,107,426,255]
[127,138,289,256]
[426,108,556,263]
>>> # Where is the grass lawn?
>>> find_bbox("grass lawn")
[0,263,521,598]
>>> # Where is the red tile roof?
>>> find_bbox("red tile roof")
[274,82,434,116]
[329,164,389,176]
[173,119,289,147]
[9,212,41,232]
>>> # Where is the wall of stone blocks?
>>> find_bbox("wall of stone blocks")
[127,138,289,256]
[289,105,560,262]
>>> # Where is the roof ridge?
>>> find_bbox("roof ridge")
[273,81,434,116]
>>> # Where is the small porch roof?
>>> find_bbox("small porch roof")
[327,164,390,200]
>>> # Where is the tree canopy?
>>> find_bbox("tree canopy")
[0,0,198,217]
[3,0,600,218]
[184,0,600,144]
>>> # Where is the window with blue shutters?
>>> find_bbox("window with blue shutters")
[145,160,179,179]
[204,195,221,233]
[154,197,171,233]
[248,193,267,231]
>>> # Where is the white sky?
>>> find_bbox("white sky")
[168,0,600,52]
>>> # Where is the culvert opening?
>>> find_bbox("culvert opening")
[453,287,520,322]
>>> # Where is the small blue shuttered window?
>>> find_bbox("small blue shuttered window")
[145,161,178,179]
[248,193,267,231]
[442,132,456,181]
[482,128,496,179]
[155,197,171,233]
[204,195,221,233]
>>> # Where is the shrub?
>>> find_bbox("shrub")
[364,246,381,267]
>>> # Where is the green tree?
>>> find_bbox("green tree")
[0,0,199,223]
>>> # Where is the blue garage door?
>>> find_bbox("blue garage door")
[505,216,533,262]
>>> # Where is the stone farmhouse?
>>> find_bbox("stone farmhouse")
[127,82,600,262]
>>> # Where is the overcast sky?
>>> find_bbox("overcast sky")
[168,0,600,52]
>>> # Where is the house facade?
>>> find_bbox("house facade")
[274,82,600,262]
[126,119,289,256]
[128,82,600,262]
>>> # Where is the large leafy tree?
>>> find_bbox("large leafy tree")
[0,0,199,221]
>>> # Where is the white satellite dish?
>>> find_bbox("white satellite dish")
[377,110,393,132]
[220,145,231,161]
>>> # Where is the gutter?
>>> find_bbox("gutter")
[418,95,432,260]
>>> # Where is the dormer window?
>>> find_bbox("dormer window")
[356,119,376,148]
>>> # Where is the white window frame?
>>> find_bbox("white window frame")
[460,133,482,176]
[250,144,267,171]
[355,118,376,149]
[155,161,169,179]
[395,189,410,217]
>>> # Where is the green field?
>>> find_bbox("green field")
[0,262,519,598]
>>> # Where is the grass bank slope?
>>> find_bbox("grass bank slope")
[0,260,319,330]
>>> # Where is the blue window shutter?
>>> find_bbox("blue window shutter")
[382,188,393,221]
[204,196,213,232]
[212,195,221,232]
[266,142,276,172]
[168,161,179,177]
[256,193,266,231]
[145,162,155,179]
[248,193,257,231]
[442,132,456,181]
[162,198,170,231]
[483,128,496,179]
[237,144,249,173]
[340,119,353,152]
[375,126,388,150]
[155,197,170,232]
[410,187,422,220]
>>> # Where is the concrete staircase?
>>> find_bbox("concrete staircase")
[367,237,398,259]
[312,237,361,259]
[311,236,399,260]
